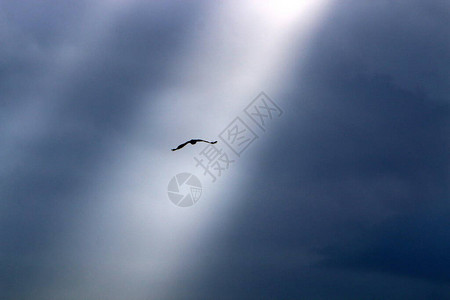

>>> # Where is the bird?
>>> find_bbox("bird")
[171,139,217,151]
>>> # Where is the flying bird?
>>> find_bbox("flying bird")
[171,139,217,151]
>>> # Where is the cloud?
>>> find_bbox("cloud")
[0,2,204,298]
[189,0,449,298]
[1,0,448,299]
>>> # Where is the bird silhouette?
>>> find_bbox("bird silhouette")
[171,139,217,151]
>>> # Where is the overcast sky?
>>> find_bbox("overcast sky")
[1,0,449,299]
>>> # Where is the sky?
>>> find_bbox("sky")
[1,0,449,299]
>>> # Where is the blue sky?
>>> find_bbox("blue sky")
[1,1,449,299]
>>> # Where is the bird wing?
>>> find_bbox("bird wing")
[196,139,216,144]
[171,139,217,151]
[172,141,190,151]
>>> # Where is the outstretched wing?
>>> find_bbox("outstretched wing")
[171,141,190,151]
[195,139,217,144]
[171,139,217,151]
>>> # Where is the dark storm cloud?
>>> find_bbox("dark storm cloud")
[320,211,450,283]
[1,0,448,298]
[1,2,204,298]
[193,0,449,298]
[290,0,450,285]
